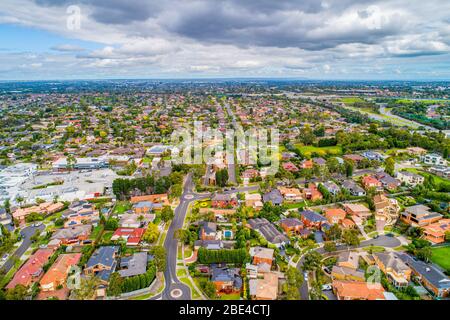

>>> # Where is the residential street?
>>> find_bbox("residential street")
[1,224,45,274]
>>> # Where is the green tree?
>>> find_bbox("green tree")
[107,272,123,297]
[150,246,167,272]
[72,275,99,300]
[344,160,354,177]
[324,241,337,252]
[143,223,160,243]
[5,284,28,300]
[385,157,395,176]
[302,251,323,273]
[342,229,360,246]
[161,206,174,222]
[201,280,216,299]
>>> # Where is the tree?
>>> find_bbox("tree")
[201,280,216,299]
[302,251,323,273]
[5,284,28,300]
[174,229,191,244]
[344,160,354,177]
[385,157,395,177]
[445,231,450,242]
[215,169,229,187]
[72,275,99,300]
[342,229,360,246]
[107,272,123,297]
[142,223,160,244]
[161,206,174,222]
[324,224,342,241]
[416,246,432,262]
[150,246,167,272]
[324,241,337,252]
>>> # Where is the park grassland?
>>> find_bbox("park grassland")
[294,145,343,158]
[340,97,365,105]
[430,246,450,272]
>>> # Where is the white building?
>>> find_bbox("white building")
[52,157,108,170]
[421,153,447,166]
[0,163,37,204]
[396,171,425,187]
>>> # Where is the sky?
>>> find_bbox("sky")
[0,0,449,80]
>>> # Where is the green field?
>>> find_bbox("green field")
[431,246,450,272]
[294,145,342,157]
[340,97,365,105]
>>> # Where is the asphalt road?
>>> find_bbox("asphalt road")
[153,175,259,300]
[1,224,45,274]
[296,235,402,300]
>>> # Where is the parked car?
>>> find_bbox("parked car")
[2,253,9,262]
[303,272,309,282]
[321,284,332,291]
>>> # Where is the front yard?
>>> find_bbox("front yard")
[430,246,450,272]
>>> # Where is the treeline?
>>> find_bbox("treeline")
[112,175,172,200]
[197,247,249,264]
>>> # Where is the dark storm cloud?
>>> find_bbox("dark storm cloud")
[31,0,404,49]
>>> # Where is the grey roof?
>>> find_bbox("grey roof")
[313,157,327,165]
[248,218,289,245]
[200,222,217,234]
[300,210,328,223]
[332,265,365,279]
[194,240,223,250]
[118,252,148,277]
[398,253,450,292]
[212,193,236,201]
[51,225,92,240]
[211,267,242,289]
[262,189,283,205]
[374,252,410,273]
[86,246,119,271]
[280,218,303,228]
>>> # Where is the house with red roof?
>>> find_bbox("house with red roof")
[111,228,145,246]
[6,248,54,289]
[362,175,382,191]
[40,253,82,293]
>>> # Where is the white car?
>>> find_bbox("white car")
[1,254,9,262]
[303,272,309,281]
[322,284,332,291]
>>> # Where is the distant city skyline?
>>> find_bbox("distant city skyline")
[0,0,449,80]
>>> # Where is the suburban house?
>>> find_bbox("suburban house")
[373,194,399,216]
[262,189,284,206]
[13,202,64,223]
[118,252,148,278]
[277,187,303,202]
[199,222,218,241]
[39,253,82,293]
[337,251,359,270]
[249,247,274,268]
[324,208,347,224]
[401,204,443,227]
[374,172,401,191]
[322,181,341,196]
[373,252,411,288]
[399,253,450,298]
[249,273,278,300]
[396,171,425,187]
[194,240,224,251]
[247,218,289,247]
[302,183,323,201]
[211,193,238,208]
[341,180,366,196]
[279,218,303,235]
[342,203,372,220]
[282,162,299,172]
[211,266,243,294]
[361,175,383,191]
[421,153,447,166]
[331,266,365,282]
[111,228,145,246]
[332,280,386,300]
[300,159,314,169]
[300,210,328,229]
[6,248,54,289]
[130,193,169,206]
[51,224,92,245]
[119,213,155,228]
[343,154,364,164]
[245,193,263,211]
[64,201,99,227]
[422,219,450,244]
[132,201,163,214]
[84,246,119,283]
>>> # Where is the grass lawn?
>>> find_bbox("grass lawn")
[431,246,450,271]
[340,97,365,105]
[113,201,132,214]
[101,231,114,242]
[90,225,104,240]
[362,246,385,253]
[284,202,306,210]
[176,268,187,277]
[184,247,193,258]
[294,145,342,157]
[220,293,241,300]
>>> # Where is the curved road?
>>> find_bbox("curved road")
[152,174,259,300]
[296,235,402,300]
[1,224,45,274]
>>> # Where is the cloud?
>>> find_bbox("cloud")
[0,0,448,79]
[51,44,85,52]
